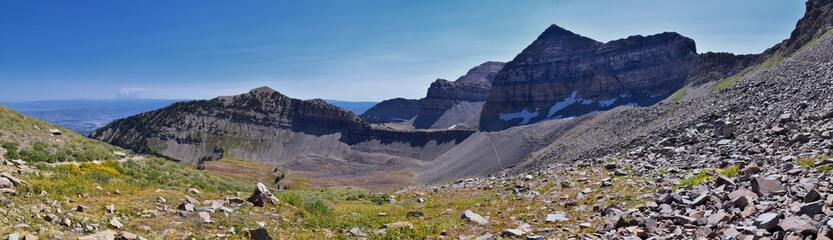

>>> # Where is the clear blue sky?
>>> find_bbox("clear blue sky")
[0,0,805,102]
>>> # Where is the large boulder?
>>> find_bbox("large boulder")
[751,178,785,197]
[461,210,489,225]
[247,182,278,207]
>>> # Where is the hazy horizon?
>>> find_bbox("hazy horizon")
[1,0,805,102]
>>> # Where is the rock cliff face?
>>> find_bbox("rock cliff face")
[413,62,505,129]
[480,26,701,131]
[362,62,505,129]
[359,98,420,123]
[90,87,474,170]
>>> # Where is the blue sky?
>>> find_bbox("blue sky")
[0,1,805,102]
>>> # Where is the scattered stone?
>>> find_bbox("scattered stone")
[796,200,823,217]
[78,230,117,240]
[754,213,781,230]
[348,227,366,237]
[109,218,123,229]
[501,228,525,237]
[546,212,569,223]
[187,188,201,194]
[406,211,425,218]
[177,203,195,212]
[804,189,821,202]
[197,211,213,223]
[383,221,414,229]
[751,178,785,197]
[779,215,816,235]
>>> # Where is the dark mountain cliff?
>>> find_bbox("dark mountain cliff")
[359,98,421,124]
[413,61,505,129]
[479,26,702,131]
[361,61,505,129]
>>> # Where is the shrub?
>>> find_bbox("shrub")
[716,166,740,178]
[370,193,391,205]
[818,165,833,174]
[675,170,713,189]
[797,158,816,168]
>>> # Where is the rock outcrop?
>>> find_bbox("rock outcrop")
[359,98,421,123]
[413,62,505,129]
[480,26,701,131]
[363,61,505,130]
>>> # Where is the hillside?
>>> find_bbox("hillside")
[1,99,180,135]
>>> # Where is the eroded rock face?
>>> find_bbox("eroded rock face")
[362,62,505,130]
[414,62,505,129]
[480,25,699,131]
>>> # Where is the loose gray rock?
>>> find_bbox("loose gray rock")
[754,213,781,230]
[461,210,489,225]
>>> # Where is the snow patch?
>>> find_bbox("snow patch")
[547,91,580,117]
[580,99,594,105]
[598,98,617,107]
[499,109,539,125]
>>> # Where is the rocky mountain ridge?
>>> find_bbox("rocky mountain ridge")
[479,25,755,131]
[91,87,474,190]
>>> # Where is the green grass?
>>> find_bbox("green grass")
[797,157,817,168]
[819,165,833,174]
[800,28,833,51]
[0,106,125,162]
[675,170,713,189]
[669,88,687,102]
[756,53,784,71]
[21,157,251,197]
[710,73,744,92]
[715,166,740,178]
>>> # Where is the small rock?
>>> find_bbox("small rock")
[187,188,201,194]
[779,215,816,235]
[197,212,213,223]
[109,218,123,229]
[501,228,525,237]
[6,232,19,240]
[78,230,117,240]
[247,227,273,240]
[383,222,414,229]
[545,212,569,223]
[406,211,425,218]
[796,200,823,217]
[754,212,781,230]
[751,178,785,197]
[804,189,821,202]
[461,210,489,225]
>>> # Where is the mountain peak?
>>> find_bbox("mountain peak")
[249,86,277,94]
[538,24,589,40]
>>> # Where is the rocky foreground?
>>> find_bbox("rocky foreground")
[395,26,833,239]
